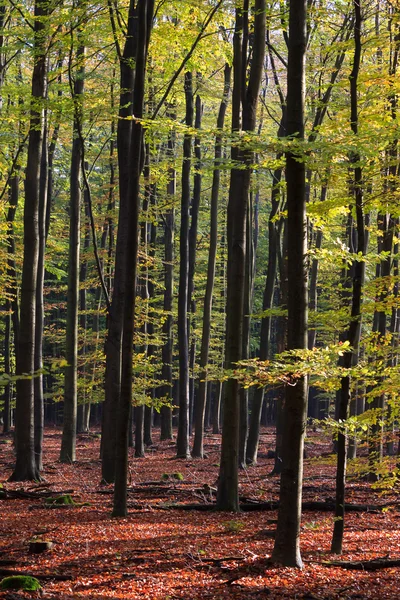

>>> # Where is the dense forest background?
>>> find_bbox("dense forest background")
[1,0,400,570]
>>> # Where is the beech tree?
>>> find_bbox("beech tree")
[271,0,308,567]
[217,0,266,511]
[9,0,49,482]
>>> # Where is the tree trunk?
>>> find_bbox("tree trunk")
[193,63,231,458]
[246,166,282,464]
[9,0,48,482]
[176,72,193,459]
[34,118,48,471]
[272,0,308,568]
[160,121,175,441]
[113,0,154,517]
[60,26,85,464]
[101,0,137,483]
[331,0,365,555]
[217,0,265,511]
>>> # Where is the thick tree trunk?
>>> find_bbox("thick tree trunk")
[112,0,154,517]
[34,120,48,470]
[193,64,231,458]
[272,0,308,568]
[176,72,193,459]
[9,0,48,482]
[101,0,136,483]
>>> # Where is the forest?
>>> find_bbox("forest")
[0,0,400,597]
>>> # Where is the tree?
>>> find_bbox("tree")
[331,0,365,555]
[217,0,266,511]
[271,0,308,568]
[9,0,49,482]
[112,0,154,518]
[60,1,86,464]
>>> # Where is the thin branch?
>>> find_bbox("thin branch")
[0,133,29,203]
[152,0,224,119]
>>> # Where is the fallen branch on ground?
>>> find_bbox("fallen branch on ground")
[322,558,400,571]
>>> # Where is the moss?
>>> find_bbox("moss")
[161,472,184,482]
[0,575,41,591]
[45,494,75,506]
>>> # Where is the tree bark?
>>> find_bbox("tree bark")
[9,0,48,482]
[272,0,308,568]
[34,118,48,470]
[217,0,265,511]
[101,0,137,483]
[176,72,193,459]
[60,19,85,464]
[193,64,231,458]
[331,0,365,555]
[112,0,154,517]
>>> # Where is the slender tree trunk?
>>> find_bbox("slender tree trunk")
[272,0,308,568]
[176,72,193,459]
[77,189,91,433]
[3,303,11,433]
[60,23,85,464]
[246,166,282,464]
[193,64,231,458]
[331,0,365,555]
[188,86,202,436]
[217,0,265,511]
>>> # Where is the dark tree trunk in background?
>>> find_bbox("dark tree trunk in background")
[217,0,265,511]
[4,171,20,434]
[10,0,48,482]
[272,0,308,567]
[176,72,193,459]
[246,168,281,464]
[144,214,157,447]
[192,64,231,458]
[60,25,85,464]
[331,0,365,555]
[3,304,11,433]
[160,127,175,441]
[77,191,91,433]
[188,87,202,435]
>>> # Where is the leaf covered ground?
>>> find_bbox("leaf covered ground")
[0,428,399,599]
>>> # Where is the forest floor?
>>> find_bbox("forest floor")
[0,427,400,599]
